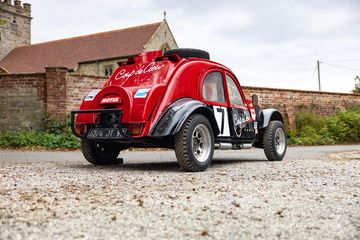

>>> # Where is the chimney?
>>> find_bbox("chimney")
[23,3,31,11]
[14,0,21,8]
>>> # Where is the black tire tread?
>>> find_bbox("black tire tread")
[263,120,286,161]
[164,48,210,60]
[81,139,121,165]
[174,114,213,171]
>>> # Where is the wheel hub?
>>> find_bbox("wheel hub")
[192,124,211,163]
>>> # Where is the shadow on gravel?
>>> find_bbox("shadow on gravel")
[67,158,267,172]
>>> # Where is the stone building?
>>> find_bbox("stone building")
[0,1,178,76]
[0,0,31,63]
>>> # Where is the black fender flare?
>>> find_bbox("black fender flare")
[259,109,284,129]
[150,98,219,137]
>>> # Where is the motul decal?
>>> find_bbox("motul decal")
[100,97,121,104]
[115,63,165,81]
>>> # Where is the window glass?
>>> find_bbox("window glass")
[202,71,226,103]
[104,65,114,77]
[226,75,244,106]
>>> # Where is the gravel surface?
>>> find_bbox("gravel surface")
[0,145,359,240]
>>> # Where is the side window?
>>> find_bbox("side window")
[202,71,226,104]
[226,74,244,106]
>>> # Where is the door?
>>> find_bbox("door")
[201,71,230,137]
[225,74,256,140]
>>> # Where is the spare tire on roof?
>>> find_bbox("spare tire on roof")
[164,48,210,60]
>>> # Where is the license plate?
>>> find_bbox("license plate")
[87,128,127,139]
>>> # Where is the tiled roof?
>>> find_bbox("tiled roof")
[0,22,162,73]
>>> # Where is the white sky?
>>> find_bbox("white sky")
[28,0,360,93]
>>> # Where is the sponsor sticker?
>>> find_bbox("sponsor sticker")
[84,90,100,101]
[100,97,121,104]
[134,89,150,98]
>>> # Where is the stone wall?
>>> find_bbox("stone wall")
[75,58,126,77]
[0,73,46,130]
[0,67,359,131]
[143,20,178,51]
[0,1,31,61]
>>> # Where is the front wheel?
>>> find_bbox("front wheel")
[174,114,214,172]
[81,139,122,165]
[263,121,287,161]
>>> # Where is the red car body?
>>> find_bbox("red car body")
[71,49,287,171]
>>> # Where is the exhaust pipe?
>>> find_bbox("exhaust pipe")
[215,143,252,150]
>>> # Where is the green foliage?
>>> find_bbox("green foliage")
[0,114,80,149]
[43,114,67,134]
[289,108,360,145]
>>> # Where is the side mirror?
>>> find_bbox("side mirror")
[252,94,259,105]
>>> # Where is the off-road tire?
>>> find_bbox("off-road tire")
[263,121,287,161]
[174,114,214,172]
[164,48,210,60]
[81,139,122,165]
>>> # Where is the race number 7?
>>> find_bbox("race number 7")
[213,106,230,137]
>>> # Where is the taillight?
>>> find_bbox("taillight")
[75,124,87,136]
[128,123,143,135]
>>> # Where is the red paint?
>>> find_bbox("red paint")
[75,50,254,138]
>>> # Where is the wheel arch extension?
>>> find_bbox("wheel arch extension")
[259,109,284,129]
[150,98,220,137]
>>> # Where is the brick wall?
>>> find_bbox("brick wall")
[0,67,359,131]
[66,74,108,112]
[243,86,360,128]
[0,73,46,130]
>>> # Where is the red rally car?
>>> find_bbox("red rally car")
[71,49,287,171]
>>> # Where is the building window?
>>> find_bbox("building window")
[104,65,114,76]
[161,43,170,53]
[11,19,17,33]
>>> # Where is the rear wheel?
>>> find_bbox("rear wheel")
[81,139,122,165]
[174,114,214,171]
[263,121,287,161]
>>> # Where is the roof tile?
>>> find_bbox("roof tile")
[0,22,161,73]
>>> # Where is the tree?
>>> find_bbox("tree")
[353,76,360,93]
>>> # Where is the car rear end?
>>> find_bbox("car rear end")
[71,50,181,143]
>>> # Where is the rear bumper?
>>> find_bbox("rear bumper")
[70,109,128,139]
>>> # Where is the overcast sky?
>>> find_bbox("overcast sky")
[28,0,360,93]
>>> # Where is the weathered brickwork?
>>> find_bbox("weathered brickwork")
[243,86,360,129]
[66,74,108,112]
[0,72,45,130]
[0,67,359,131]
[0,1,31,61]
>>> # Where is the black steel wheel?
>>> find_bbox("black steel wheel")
[263,121,287,161]
[174,114,214,171]
[81,139,122,165]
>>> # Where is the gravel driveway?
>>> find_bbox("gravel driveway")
[0,145,359,240]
